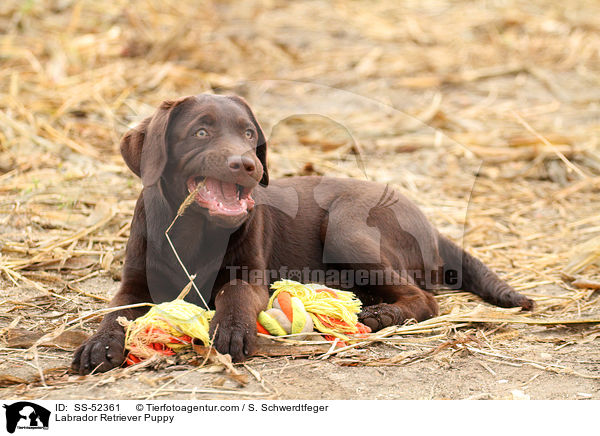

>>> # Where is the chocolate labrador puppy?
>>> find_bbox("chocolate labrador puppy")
[72,94,533,374]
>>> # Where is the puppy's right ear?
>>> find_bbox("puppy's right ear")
[120,117,151,178]
[120,96,193,186]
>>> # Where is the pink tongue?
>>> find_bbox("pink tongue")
[221,182,238,202]
[205,178,238,204]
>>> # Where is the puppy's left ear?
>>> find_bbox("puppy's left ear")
[227,96,269,186]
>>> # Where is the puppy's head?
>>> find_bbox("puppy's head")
[120,94,268,228]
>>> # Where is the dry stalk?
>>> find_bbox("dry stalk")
[512,111,587,179]
[164,180,209,309]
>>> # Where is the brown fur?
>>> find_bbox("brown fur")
[72,94,533,374]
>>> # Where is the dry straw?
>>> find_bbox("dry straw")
[0,0,599,398]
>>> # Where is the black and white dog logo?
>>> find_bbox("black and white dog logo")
[3,402,50,433]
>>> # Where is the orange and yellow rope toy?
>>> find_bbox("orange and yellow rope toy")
[122,279,370,364]
[257,280,371,342]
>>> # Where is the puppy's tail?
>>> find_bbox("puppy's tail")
[437,235,533,310]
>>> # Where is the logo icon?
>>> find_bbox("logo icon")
[3,402,50,433]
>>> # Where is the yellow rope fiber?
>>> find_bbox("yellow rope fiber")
[123,300,214,360]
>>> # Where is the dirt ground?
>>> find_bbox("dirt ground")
[1,0,600,400]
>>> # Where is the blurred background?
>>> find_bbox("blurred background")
[1,0,599,399]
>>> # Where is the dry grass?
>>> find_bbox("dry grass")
[0,0,599,399]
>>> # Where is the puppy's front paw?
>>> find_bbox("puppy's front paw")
[209,313,256,362]
[72,329,125,375]
[358,303,405,332]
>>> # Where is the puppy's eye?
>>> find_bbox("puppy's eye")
[245,129,254,139]
[195,128,208,137]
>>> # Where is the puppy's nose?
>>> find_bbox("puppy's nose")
[227,155,255,174]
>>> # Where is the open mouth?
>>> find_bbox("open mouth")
[186,176,255,217]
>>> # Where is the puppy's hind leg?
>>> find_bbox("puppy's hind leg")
[357,281,439,332]
[323,232,438,332]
